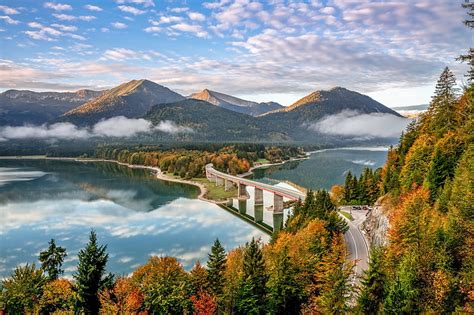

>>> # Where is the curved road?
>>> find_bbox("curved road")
[206,164,370,277]
[340,206,370,280]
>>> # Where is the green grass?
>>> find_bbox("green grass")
[340,211,354,221]
[256,158,270,164]
[192,178,237,201]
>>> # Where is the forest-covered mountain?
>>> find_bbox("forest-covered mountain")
[144,99,290,141]
[189,89,282,116]
[260,87,401,126]
[0,89,102,125]
[60,79,185,125]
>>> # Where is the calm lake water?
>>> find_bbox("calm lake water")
[0,159,269,278]
[253,147,389,190]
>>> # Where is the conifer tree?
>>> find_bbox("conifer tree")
[426,67,459,136]
[39,239,67,281]
[267,245,303,314]
[207,238,227,297]
[74,230,112,314]
[357,247,386,314]
[236,238,267,315]
[457,0,474,84]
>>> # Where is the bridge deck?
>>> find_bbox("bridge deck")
[206,164,305,200]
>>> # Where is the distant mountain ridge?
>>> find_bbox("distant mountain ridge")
[189,89,283,116]
[60,79,185,125]
[0,89,103,125]
[1,80,406,143]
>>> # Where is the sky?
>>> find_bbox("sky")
[0,0,471,107]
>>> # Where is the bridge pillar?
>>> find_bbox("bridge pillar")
[273,212,284,232]
[274,194,284,213]
[215,176,224,186]
[254,204,263,223]
[254,188,263,206]
[225,179,233,191]
[238,182,248,198]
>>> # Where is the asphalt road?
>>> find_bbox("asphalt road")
[340,206,370,281]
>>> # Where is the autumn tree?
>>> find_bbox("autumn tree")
[1,264,46,314]
[131,256,192,314]
[39,278,75,313]
[39,238,67,281]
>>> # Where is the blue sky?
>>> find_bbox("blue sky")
[0,0,471,106]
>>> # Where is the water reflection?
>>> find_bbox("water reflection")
[0,159,269,278]
[229,186,289,233]
[252,148,388,189]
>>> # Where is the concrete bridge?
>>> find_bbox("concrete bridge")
[205,163,305,213]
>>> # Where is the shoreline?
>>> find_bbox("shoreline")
[0,155,226,205]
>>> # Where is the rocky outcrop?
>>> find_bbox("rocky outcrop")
[361,195,392,247]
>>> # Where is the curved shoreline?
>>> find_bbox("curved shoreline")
[0,156,226,204]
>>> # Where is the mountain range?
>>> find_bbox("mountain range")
[189,89,282,116]
[0,79,404,142]
[0,89,102,125]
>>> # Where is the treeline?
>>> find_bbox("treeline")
[332,168,382,205]
[94,144,304,179]
[0,190,351,314]
[354,10,474,311]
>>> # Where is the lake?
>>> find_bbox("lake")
[252,147,389,190]
[0,159,269,278]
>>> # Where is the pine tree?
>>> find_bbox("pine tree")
[207,238,227,298]
[384,253,420,314]
[344,171,353,202]
[357,247,386,314]
[74,230,112,315]
[426,67,459,136]
[39,239,67,281]
[236,238,267,315]
[457,0,474,84]
[190,261,209,294]
[267,245,303,315]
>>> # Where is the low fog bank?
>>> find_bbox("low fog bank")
[0,116,192,141]
[309,110,411,138]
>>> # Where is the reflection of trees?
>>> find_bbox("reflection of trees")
[0,159,199,211]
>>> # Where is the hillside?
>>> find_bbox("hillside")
[347,68,473,313]
[0,89,102,125]
[61,79,184,125]
[144,99,289,141]
[189,89,282,116]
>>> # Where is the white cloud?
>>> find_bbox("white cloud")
[111,22,127,29]
[84,4,102,11]
[118,5,146,15]
[44,2,72,11]
[0,15,20,25]
[155,120,193,134]
[53,14,96,21]
[102,48,151,61]
[92,116,152,137]
[188,12,205,21]
[0,123,90,140]
[51,23,77,32]
[144,26,161,33]
[116,0,155,7]
[170,23,208,38]
[0,5,19,15]
[0,117,192,141]
[308,110,410,138]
